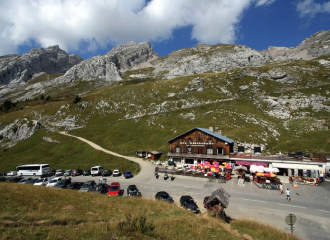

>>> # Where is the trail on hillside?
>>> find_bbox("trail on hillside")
[58,131,151,173]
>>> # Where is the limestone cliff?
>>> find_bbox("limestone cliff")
[0,45,83,86]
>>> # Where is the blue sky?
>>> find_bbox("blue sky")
[1,0,330,60]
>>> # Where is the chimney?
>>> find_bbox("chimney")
[209,126,214,132]
[218,129,222,135]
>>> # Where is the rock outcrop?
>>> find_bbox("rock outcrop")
[0,45,83,86]
[54,41,157,84]
[154,44,272,79]
[268,30,330,60]
[0,118,41,143]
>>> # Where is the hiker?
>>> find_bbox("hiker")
[286,188,291,202]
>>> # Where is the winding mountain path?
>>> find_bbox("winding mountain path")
[59,131,154,179]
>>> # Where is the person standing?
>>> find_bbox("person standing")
[279,182,284,195]
[286,188,291,202]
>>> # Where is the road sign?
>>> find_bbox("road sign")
[285,214,297,226]
[285,214,297,234]
[286,227,296,230]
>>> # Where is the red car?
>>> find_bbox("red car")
[108,182,120,196]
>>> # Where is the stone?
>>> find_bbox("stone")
[0,45,82,86]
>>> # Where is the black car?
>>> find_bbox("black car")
[7,176,23,183]
[66,182,84,190]
[54,179,72,189]
[91,183,109,194]
[155,191,174,203]
[79,180,96,192]
[101,170,111,177]
[26,178,38,185]
[83,170,90,176]
[0,172,7,176]
[41,170,56,178]
[127,185,142,197]
[179,195,200,214]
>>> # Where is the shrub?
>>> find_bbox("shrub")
[73,95,81,104]
[117,213,156,238]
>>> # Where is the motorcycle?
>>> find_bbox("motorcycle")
[170,174,175,181]
[164,173,168,180]
[155,172,159,179]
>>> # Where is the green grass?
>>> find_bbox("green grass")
[0,129,140,174]
[0,183,301,240]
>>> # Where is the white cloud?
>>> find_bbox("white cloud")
[255,0,276,7]
[0,0,275,56]
[297,0,330,18]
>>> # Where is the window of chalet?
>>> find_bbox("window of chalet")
[207,138,212,144]
[188,138,192,144]
[187,146,192,153]
[176,146,180,153]
[217,147,223,155]
[182,138,186,144]
[207,148,213,155]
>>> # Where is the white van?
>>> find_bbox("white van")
[46,177,62,187]
[7,171,17,176]
[91,166,103,177]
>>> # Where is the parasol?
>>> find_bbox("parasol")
[256,172,265,176]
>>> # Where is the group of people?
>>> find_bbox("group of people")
[279,182,291,202]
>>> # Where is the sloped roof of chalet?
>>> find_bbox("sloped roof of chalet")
[148,151,164,155]
[167,127,235,144]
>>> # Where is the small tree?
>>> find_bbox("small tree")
[73,95,81,104]
[40,94,44,100]
[45,95,51,101]
[3,99,13,112]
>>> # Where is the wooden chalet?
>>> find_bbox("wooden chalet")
[167,127,235,166]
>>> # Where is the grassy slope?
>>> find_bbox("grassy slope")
[0,129,140,174]
[0,183,300,240]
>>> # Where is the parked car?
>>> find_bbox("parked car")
[34,178,49,186]
[127,185,141,197]
[18,178,32,184]
[79,180,96,192]
[124,171,133,179]
[91,183,109,194]
[108,182,121,196]
[91,166,103,177]
[64,170,72,177]
[26,178,38,185]
[46,177,62,187]
[7,171,17,176]
[101,170,111,177]
[7,176,23,183]
[180,195,200,214]
[66,182,84,190]
[83,170,90,176]
[55,169,64,176]
[54,179,72,189]
[71,169,83,177]
[41,170,55,178]
[155,191,174,203]
[0,172,7,176]
[112,169,121,177]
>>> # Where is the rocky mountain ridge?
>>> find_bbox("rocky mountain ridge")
[0,45,83,87]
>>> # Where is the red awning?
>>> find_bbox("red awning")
[236,161,268,167]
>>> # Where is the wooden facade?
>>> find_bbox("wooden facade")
[167,128,235,165]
